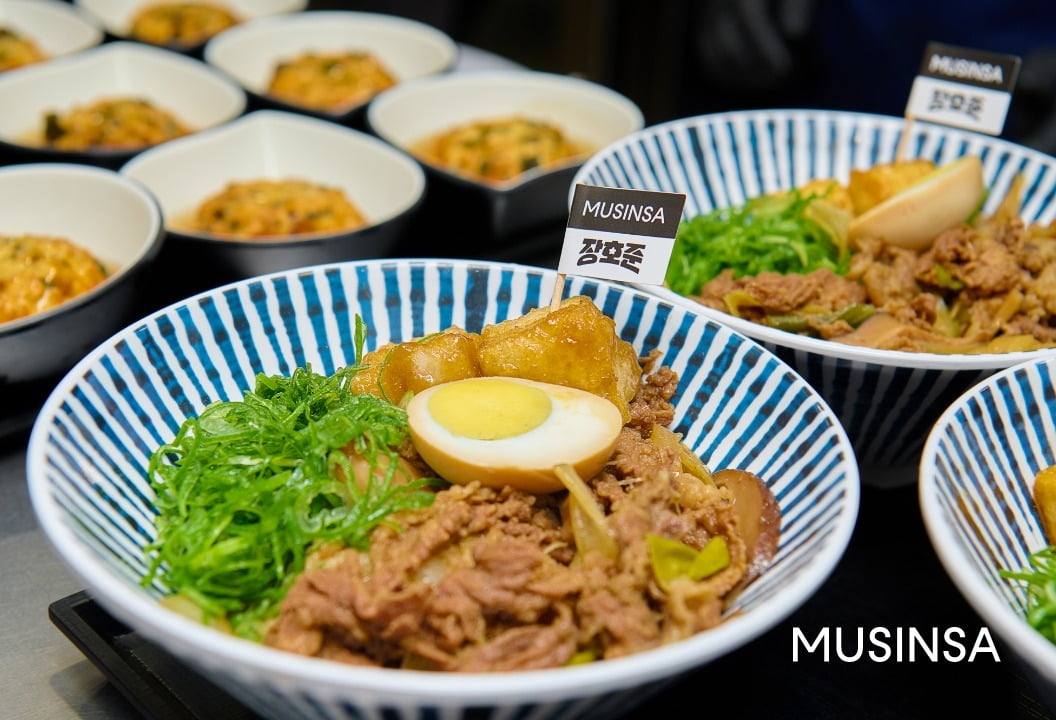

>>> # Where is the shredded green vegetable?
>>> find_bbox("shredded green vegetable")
[666,189,851,296]
[763,303,876,334]
[144,359,438,638]
[646,533,730,592]
[1001,546,1056,644]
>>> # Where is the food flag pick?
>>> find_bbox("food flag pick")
[896,41,1021,161]
[551,184,686,309]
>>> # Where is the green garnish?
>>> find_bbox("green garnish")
[763,303,876,334]
[566,650,597,666]
[646,533,730,592]
[666,189,851,296]
[931,264,965,291]
[1001,546,1056,644]
[144,362,438,638]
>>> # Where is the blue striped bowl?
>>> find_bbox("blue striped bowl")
[573,109,1056,482]
[920,356,1056,709]
[27,259,858,720]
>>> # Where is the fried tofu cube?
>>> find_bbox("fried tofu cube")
[847,159,936,216]
[350,328,481,403]
[798,178,854,214]
[1034,465,1056,546]
[478,295,641,422]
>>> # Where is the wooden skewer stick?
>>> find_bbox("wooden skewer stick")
[550,272,566,311]
[894,114,915,163]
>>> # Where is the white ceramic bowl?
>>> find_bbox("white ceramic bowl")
[367,70,644,243]
[120,109,426,297]
[204,10,457,123]
[74,0,306,50]
[573,108,1056,484]
[28,259,859,720]
[0,41,245,166]
[0,163,163,384]
[920,355,1056,711]
[0,0,103,70]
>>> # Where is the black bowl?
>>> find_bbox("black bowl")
[0,163,164,385]
[204,10,458,131]
[72,0,306,58]
[120,110,426,300]
[0,42,245,169]
[366,70,644,247]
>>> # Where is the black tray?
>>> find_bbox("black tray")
[49,591,259,720]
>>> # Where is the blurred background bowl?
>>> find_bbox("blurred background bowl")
[0,162,162,385]
[204,10,457,126]
[573,108,1056,486]
[120,109,426,300]
[74,0,306,55]
[0,0,103,71]
[367,69,643,250]
[27,258,858,720]
[919,355,1056,713]
[0,41,245,168]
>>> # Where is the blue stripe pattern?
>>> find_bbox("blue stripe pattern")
[921,356,1056,688]
[29,259,858,720]
[574,109,1056,469]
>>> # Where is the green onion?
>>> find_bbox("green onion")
[1001,546,1056,644]
[646,533,730,592]
[144,362,438,638]
[666,189,851,296]
[764,303,876,334]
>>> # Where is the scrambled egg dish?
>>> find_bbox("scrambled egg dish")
[267,51,397,112]
[191,179,368,239]
[0,235,107,323]
[0,27,45,72]
[129,2,239,46]
[412,116,588,183]
[42,98,190,152]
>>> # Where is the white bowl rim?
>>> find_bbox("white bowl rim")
[119,108,427,245]
[574,107,1056,371]
[28,257,860,703]
[918,354,1056,683]
[205,7,460,51]
[203,8,460,116]
[367,69,646,192]
[636,283,1056,371]
[73,0,308,38]
[0,162,162,335]
[0,0,104,55]
[0,40,247,153]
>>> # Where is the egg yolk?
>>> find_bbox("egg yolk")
[427,377,552,440]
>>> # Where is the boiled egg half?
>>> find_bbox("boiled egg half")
[848,155,985,251]
[406,376,623,494]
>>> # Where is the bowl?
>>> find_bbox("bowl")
[120,109,426,299]
[28,258,859,720]
[573,108,1056,485]
[367,70,644,248]
[204,10,458,126]
[73,0,306,55]
[0,0,103,72]
[0,163,163,385]
[0,41,245,168]
[920,355,1056,712]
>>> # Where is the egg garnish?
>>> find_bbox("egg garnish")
[406,376,623,494]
